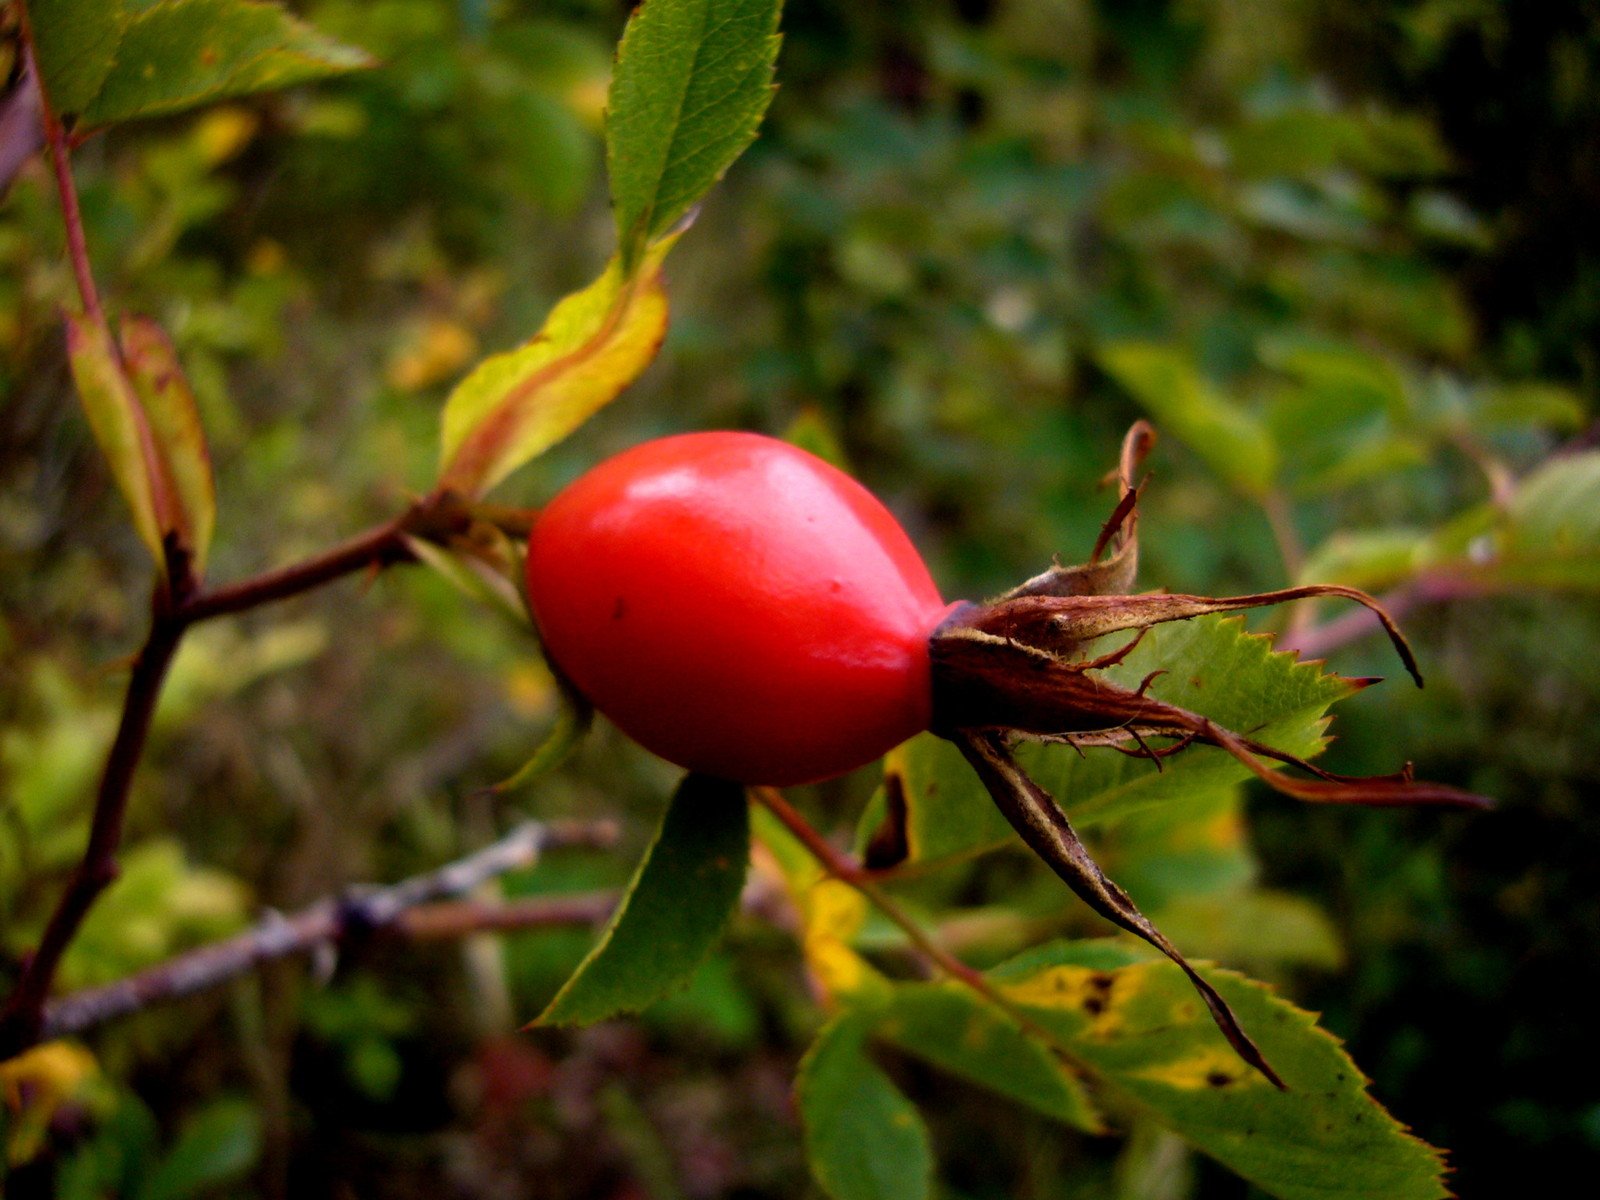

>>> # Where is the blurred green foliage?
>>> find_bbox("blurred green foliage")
[3,0,1598,1196]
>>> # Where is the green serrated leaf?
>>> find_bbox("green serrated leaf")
[77,0,371,132]
[25,0,125,118]
[65,312,168,569]
[1021,615,1356,828]
[607,0,782,269]
[537,773,748,1026]
[1099,342,1279,497]
[438,238,676,497]
[798,1011,933,1200]
[990,942,1447,1200]
[120,316,216,575]
[877,983,1102,1131]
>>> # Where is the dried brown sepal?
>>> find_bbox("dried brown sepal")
[953,729,1287,1090]
[956,585,1424,687]
[929,629,1489,810]
[999,421,1155,602]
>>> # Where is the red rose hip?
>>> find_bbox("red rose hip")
[525,432,952,786]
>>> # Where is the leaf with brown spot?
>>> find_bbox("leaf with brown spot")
[991,941,1449,1200]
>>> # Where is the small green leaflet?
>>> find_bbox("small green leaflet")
[437,238,677,497]
[854,734,1015,870]
[797,1011,933,1200]
[990,941,1448,1200]
[1099,342,1279,497]
[483,686,593,797]
[536,773,748,1026]
[1498,450,1600,588]
[607,0,782,270]
[25,0,370,131]
[1298,528,1429,592]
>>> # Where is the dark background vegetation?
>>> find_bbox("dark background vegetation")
[3,0,1597,1196]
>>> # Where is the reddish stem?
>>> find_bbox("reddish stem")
[0,498,471,1054]
[177,517,413,624]
[0,615,182,1053]
[749,787,1080,1065]
[20,36,106,331]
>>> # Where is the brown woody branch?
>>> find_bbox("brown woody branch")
[0,493,479,1055]
[176,515,416,624]
[39,820,618,1041]
[0,617,183,1054]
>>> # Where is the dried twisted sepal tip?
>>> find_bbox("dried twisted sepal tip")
[929,620,1491,811]
[931,416,1488,811]
[954,729,1287,1089]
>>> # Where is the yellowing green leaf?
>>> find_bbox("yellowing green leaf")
[800,879,891,1003]
[120,316,216,574]
[537,772,748,1026]
[798,1012,933,1200]
[754,806,889,1002]
[991,942,1447,1200]
[439,239,676,497]
[65,312,168,567]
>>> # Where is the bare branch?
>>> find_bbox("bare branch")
[38,820,619,1042]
